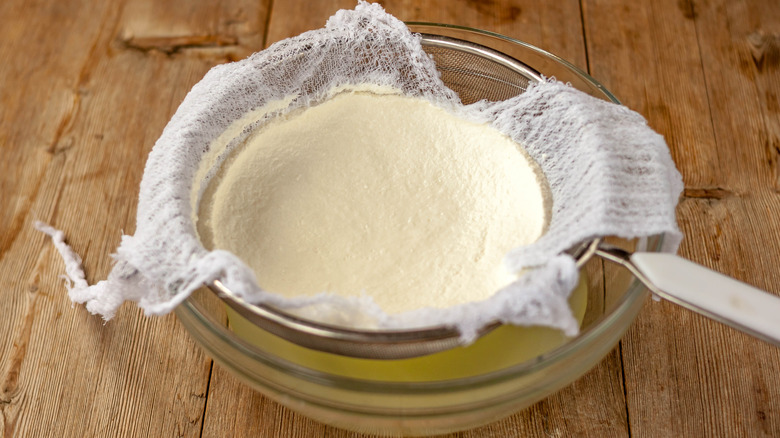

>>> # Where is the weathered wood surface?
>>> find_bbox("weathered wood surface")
[1,0,778,437]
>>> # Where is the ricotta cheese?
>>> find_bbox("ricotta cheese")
[198,90,550,315]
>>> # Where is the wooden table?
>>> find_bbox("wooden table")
[2,0,779,436]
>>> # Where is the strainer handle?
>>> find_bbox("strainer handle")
[597,247,780,347]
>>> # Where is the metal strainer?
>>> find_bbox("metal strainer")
[210,33,780,360]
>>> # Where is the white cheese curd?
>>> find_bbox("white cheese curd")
[198,89,550,316]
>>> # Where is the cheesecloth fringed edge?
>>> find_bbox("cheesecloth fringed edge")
[36,1,683,343]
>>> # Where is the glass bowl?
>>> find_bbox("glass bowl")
[176,23,659,436]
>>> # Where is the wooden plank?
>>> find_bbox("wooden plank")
[693,0,780,193]
[0,0,270,436]
[200,2,629,437]
[0,0,124,435]
[583,0,780,435]
[582,0,719,188]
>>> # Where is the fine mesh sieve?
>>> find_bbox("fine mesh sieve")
[419,35,543,103]
[208,34,580,360]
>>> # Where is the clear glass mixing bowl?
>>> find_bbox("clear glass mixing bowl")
[176,23,660,436]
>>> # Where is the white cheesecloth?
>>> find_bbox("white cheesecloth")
[37,2,682,342]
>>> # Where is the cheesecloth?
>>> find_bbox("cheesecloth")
[37,1,682,342]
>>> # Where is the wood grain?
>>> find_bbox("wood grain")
[1,0,779,437]
[1,0,269,436]
[583,0,780,436]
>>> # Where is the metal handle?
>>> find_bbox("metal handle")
[596,244,780,347]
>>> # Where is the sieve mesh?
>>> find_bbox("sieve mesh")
[420,36,541,104]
